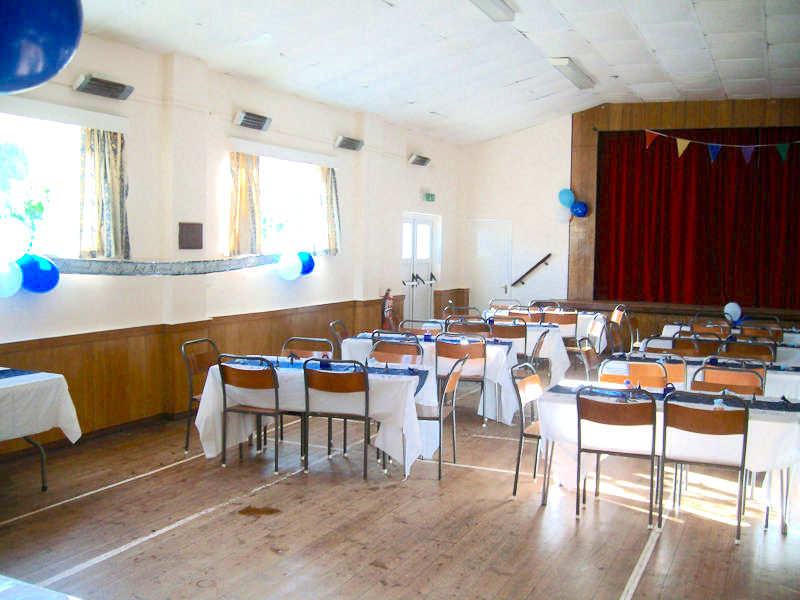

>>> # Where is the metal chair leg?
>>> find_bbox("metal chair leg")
[280,414,284,440]
[327,417,333,459]
[512,432,523,496]
[184,399,194,453]
[576,450,582,518]
[451,408,457,464]
[595,454,600,497]
[221,412,228,467]
[438,414,444,480]
[658,458,667,529]
[256,415,262,451]
[343,418,348,456]
[533,439,539,479]
[363,419,369,480]
[23,436,47,492]
[735,468,744,544]
[273,415,279,473]
[542,440,554,506]
[481,380,487,427]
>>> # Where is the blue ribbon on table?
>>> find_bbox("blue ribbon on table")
[231,357,428,395]
[0,369,36,380]
[550,383,800,413]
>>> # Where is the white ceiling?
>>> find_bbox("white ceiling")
[82,0,800,145]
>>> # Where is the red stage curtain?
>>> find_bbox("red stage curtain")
[594,127,800,309]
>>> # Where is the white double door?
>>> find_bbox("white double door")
[402,215,434,321]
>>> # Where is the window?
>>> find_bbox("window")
[229,151,341,257]
[0,112,129,259]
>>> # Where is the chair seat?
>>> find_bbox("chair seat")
[415,403,454,420]
[226,404,279,416]
[523,421,541,439]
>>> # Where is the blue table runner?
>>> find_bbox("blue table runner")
[0,369,36,380]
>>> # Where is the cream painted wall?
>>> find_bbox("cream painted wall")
[461,116,573,304]
[0,35,467,341]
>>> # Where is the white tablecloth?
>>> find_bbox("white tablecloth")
[342,336,520,425]
[0,368,81,444]
[195,358,437,477]
[662,324,800,346]
[484,310,606,351]
[537,380,800,524]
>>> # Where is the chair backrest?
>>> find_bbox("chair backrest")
[442,301,480,318]
[511,362,544,426]
[368,340,424,365]
[690,365,764,395]
[303,358,369,416]
[489,319,527,344]
[598,360,668,388]
[435,333,486,378]
[217,354,278,410]
[691,321,731,337]
[577,336,600,379]
[446,317,492,335]
[577,386,656,456]
[542,310,578,326]
[281,337,334,359]
[609,304,634,351]
[740,325,782,343]
[508,307,540,323]
[662,391,748,467]
[441,355,468,407]
[181,338,220,398]
[530,300,560,309]
[489,298,521,309]
[398,319,443,336]
[718,340,775,362]
[585,315,608,352]
[673,332,720,356]
[530,329,548,361]
[329,320,349,357]
[371,329,419,344]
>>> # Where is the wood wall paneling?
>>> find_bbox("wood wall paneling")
[569,98,800,301]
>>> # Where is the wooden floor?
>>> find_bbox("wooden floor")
[0,389,798,600]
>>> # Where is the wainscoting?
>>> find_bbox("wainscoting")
[0,289,470,456]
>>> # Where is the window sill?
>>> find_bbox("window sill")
[51,254,279,276]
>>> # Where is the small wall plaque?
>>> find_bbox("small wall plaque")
[178,222,203,250]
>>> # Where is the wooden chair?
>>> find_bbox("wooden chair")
[398,319,443,337]
[435,333,488,425]
[598,359,668,388]
[446,317,492,336]
[371,329,418,344]
[218,355,281,472]
[741,325,782,343]
[490,319,527,360]
[368,339,424,365]
[508,306,540,323]
[528,330,552,387]
[577,337,600,380]
[658,391,749,542]
[303,359,370,479]
[181,338,220,453]
[673,332,721,357]
[690,364,764,395]
[576,387,658,527]
[610,304,635,352]
[329,320,349,358]
[567,314,604,366]
[511,362,544,496]
[691,321,731,337]
[489,298,521,309]
[442,301,480,318]
[416,355,467,480]
[641,335,699,359]
[530,300,560,310]
[718,340,775,362]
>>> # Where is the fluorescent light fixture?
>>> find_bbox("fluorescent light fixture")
[468,0,515,22]
[549,57,594,90]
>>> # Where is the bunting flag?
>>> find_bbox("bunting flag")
[741,146,755,164]
[676,138,690,158]
[777,143,790,161]
[645,130,658,149]
[708,144,721,163]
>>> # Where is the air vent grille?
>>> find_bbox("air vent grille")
[73,74,134,100]
[335,135,364,151]
[408,153,431,166]
[234,110,271,131]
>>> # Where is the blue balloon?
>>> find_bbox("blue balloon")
[17,254,60,293]
[570,201,589,218]
[558,189,575,207]
[0,0,83,94]
[298,251,315,276]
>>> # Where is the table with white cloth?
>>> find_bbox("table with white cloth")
[195,357,438,477]
[0,367,81,490]
[342,334,521,425]
[662,324,800,346]
[484,309,607,352]
[537,379,800,532]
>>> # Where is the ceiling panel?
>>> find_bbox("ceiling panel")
[79,0,800,145]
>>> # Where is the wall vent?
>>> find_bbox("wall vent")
[335,135,364,151]
[73,74,134,100]
[234,110,271,131]
[408,153,431,166]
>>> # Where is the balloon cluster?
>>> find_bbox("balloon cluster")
[0,219,60,297]
[556,189,589,223]
[277,252,316,281]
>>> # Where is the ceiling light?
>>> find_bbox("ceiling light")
[548,58,594,90]
[468,0,515,22]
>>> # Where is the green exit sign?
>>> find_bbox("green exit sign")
[423,192,435,203]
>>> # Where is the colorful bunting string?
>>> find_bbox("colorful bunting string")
[644,129,798,163]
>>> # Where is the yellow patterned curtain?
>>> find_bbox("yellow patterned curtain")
[229,152,261,255]
[321,166,341,255]
[79,128,130,258]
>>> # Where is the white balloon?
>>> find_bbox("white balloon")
[277,253,302,281]
[0,261,23,298]
[0,218,32,263]
[556,204,572,224]
[724,301,742,322]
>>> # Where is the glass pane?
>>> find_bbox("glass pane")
[416,223,431,260]
[402,222,412,259]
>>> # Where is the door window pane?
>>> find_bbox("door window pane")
[402,222,412,259]
[416,223,431,260]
